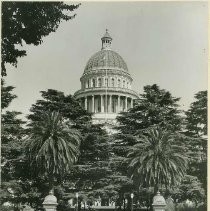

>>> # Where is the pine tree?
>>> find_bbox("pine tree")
[116,84,183,134]
[185,91,207,198]
[1,80,29,209]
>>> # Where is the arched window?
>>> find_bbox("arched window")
[111,78,114,87]
[127,82,129,88]
[118,79,121,87]
[123,80,125,88]
[92,79,96,87]
[88,79,91,88]
[98,78,102,87]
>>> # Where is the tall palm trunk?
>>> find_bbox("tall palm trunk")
[154,183,159,195]
[153,165,159,195]
[49,174,54,192]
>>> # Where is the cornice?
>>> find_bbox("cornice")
[74,87,139,99]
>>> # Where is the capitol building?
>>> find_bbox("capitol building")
[74,30,139,124]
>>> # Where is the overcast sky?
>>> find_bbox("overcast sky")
[5,1,208,118]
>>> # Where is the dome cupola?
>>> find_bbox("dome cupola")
[101,29,112,50]
[74,30,139,125]
[84,30,128,73]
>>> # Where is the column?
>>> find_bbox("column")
[125,96,127,111]
[103,77,106,87]
[85,97,87,110]
[131,98,133,108]
[105,94,107,112]
[117,95,120,112]
[110,95,112,113]
[92,95,94,113]
[96,77,98,87]
[101,95,104,112]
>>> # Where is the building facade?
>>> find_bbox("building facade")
[74,30,139,124]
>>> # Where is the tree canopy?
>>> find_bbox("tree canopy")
[2,2,80,76]
[28,89,91,127]
[1,80,30,209]
[128,128,188,194]
[185,91,207,137]
[26,111,82,188]
[116,84,183,134]
[185,91,207,198]
[1,82,207,209]
[114,84,199,200]
[1,80,26,180]
[1,79,17,109]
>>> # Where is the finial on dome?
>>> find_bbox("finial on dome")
[101,29,112,50]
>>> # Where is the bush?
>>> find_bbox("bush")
[0,205,14,211]
[197,203,207,211]
[176,203,196,211]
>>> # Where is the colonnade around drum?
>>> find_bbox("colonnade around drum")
[80,94,133,113]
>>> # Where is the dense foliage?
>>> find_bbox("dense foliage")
[1,79,17,109]
[186,91,207,137]
[185,91,207,198]
[114,85,206,209]
[1,83,207,210]
[28,89,91,127]
[116,84,183,134]
[26,111,82,187]
[1,80,29,208]
[2,2,80,76]
[128,128,188,194]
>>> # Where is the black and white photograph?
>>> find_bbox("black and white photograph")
[1,1,208,211]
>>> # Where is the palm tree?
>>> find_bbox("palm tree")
[128,128,188,194]
[26,111,81,188]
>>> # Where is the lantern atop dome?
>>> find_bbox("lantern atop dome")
[101,29,112,50]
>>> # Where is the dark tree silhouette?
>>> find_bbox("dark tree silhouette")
[2,2,80,76]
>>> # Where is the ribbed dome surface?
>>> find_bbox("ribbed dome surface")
[84,50,128,73]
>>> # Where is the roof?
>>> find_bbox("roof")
[101,29,112,40]
[84,49,128,73]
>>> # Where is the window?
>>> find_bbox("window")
[98,78,102,87]
[123,80,125,88]
[111,78,114,87]
[92,79,96,87]
[118,79,121,87]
